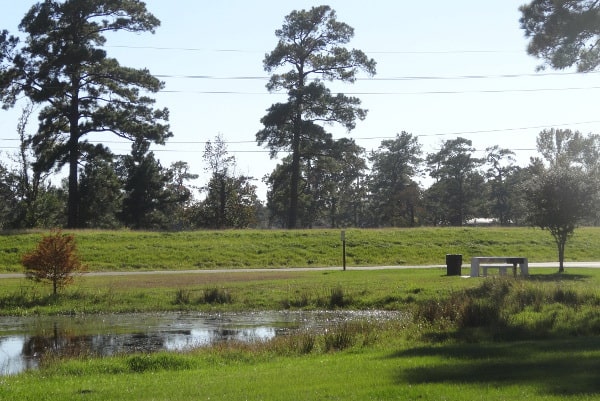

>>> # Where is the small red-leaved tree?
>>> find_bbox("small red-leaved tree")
[21,230,85,295]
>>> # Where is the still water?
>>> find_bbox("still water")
[0,310,402,375]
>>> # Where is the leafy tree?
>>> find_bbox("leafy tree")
[21,229,85,295]
[536,128,590,167]
[425,137,484,226]
[298,139,363,228]
[264,157,309,228]
[525,166,596,272]
[533,128,600,225]
[0,0,171,228]
[166,161,198,230]
[322,138,367,228]
[520,0,600,71]
[201,135,236,228]
[257,5,376,228]
[118,140,175,229]
[263,138,366,228]
[484,145,520,225]
[11,102,47,228]
[197,135,257,229]
[368,132,423,227]
[0,159,18,229]
[78,151,122,229]
[32,182,68,228]
[0,103,60,229]
[0,103,52,228]
[196,175,259,229]
[536,129,600,187]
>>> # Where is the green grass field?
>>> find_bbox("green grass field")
[0,269,598,400]
[2,336,598,401]
[2,227,600,272]
[0,228,599,400]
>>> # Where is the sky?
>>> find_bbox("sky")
[1,0,599,200]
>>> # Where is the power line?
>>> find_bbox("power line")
[2,120,600,145]
[108,45,520,55]
[414,120,600,138]
[154,71,599,81]
[158,85,600,95]
[2,120,599,157]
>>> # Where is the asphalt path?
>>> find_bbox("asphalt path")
[1,262,598,279]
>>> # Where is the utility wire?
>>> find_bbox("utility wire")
[2,121,600,144]
[153,71,599,81]
[2,121,599,153]
[107,45,520,55]
[157,85,600,95]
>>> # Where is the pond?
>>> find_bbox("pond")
[0,310,403,375]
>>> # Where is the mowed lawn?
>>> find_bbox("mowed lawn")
[0,228,599,400]
[3,227,600,272]
[2,335,598,400]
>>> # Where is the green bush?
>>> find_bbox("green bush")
[414,278,600,340]
[173,288,192,305]
[202,287,232,304]
[323,323,355,352]
[329,286,346,308]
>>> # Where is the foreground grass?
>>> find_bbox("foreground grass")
[2,274,599,401]
[1,228,599,399]
[2,336,599,401]
[2,227,600,272]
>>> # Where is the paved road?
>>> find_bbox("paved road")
[1,261,598,279]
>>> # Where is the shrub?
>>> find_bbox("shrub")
[414,278,600,341]
[274,331,316,355]
[21,230,86,295]
[328,286,349,308]
[203,287,232,304]
[173,289,191,305]
[458,299,501,328]
[323,323,355,352]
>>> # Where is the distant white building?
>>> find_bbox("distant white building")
[466,218,497,226]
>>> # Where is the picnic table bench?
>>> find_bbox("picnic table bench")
[470,256,528,277]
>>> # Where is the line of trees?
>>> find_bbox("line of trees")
[1,1,600,247]
[265,129,600,230]
[0,122,262,230]
[2,118,599,233]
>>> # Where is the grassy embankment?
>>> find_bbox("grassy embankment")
[0,227,599,315]
[2,226,600,272]
[0,228,599,400]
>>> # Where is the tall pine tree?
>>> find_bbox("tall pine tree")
[1,0,170,227]
[257,6,375,228]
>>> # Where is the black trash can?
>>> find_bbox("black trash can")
[446,254,462,276]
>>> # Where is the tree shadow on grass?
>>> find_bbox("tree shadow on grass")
[388,337,600,397]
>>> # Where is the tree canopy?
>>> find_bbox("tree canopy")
[368,132,422,227]
[426,137,484,226]
[0,0,171,227]
[520,0,600,71]
[257,5,376,228]
[525,166,596,272]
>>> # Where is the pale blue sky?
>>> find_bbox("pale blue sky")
[1,1,599,199]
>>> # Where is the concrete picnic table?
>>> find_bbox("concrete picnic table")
[470,256,528,277]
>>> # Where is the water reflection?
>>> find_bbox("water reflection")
[0,310,402,376]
